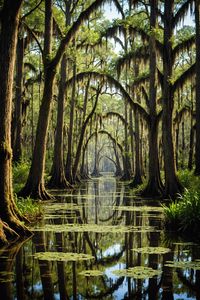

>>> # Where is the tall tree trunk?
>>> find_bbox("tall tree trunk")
[65,62,76,184]
[195,0,200,174]
[19,0,54,199]
[72,88,100,180]
[48,55,71,188]
[121,101,132,180]
[129,108,135,174]
[91,130,100,176]
[142,0,163,197]
[12,37,25,163]
[0,0,31,243]
[130,107,143,187]
[162,0,182,198]
[113,142,123,176]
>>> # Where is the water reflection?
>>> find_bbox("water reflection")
[0,175,200,299]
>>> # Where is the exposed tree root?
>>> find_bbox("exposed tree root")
[129,174,143,188]
[0,218,32,246]
[120,173,132,181]
[19,182,53,200]
[163,179,183,199]
[140,178,164,198]
[48,173,73,189]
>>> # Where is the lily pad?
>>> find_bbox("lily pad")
[112,266,162,279]
[44,203,81,211]
[34,252,94,262]
[132,247,171,254]
[113,206,163,213]
[79,270,104,277]
[165,260,200,270]
[33,224,156,234]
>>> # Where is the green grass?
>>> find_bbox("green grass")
[15,195,42,222]
[13,162,42,222]
[163,170,200,239]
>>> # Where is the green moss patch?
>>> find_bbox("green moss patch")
[34,252,94,262]
[112,266,162,279]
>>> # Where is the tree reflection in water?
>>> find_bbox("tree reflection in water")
[0,176,200,299]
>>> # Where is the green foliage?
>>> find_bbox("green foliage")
[163,188,200,238]
[178,169,200,190]
[13,162,30,193]
[15,196,42,222]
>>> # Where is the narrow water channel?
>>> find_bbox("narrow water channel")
[0,175,200,299]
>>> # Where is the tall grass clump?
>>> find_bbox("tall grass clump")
[163,170,200,239]
[13,162,42,222]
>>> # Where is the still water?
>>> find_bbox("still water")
[0,175,200,299]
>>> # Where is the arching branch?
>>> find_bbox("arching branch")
[66,71,150,123]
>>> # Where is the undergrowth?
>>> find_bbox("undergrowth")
[13,161,30,193]
[15,195,42,222]
[13,162,42,222]
[163,170,200,239]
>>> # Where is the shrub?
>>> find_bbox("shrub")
[15,195,42,222]
[163,188,200,238]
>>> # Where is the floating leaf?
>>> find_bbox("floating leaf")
[44,203,81,211]
[165,260,200,270]
[33,223,157,233]
[34,252,94,262]
[112,266,162,279]
[79,270,104,277]
[113,206,163,213]
[132,247,171,254]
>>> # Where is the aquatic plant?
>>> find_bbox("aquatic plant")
[79,270,104,277]
[132,247,171,254]
[112,266,162,279]
[34,252,94,262]
[113,205,163,213]
[165,260,200,270]
[33,223,157,233]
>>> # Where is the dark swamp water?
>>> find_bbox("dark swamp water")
[1,175,200,300]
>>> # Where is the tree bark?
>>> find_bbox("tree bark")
[12,37,25,163]
[162,0,182,198]
[195,0,200,174]
[72,88,100,180]
[129,107,143,187]
[19,0,54,199]
[0,0,31,244]
[48,55,71,188]
[142,0,163,197]
[65,62,77,184]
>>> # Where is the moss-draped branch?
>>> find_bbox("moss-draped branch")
[66,71,150,123]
